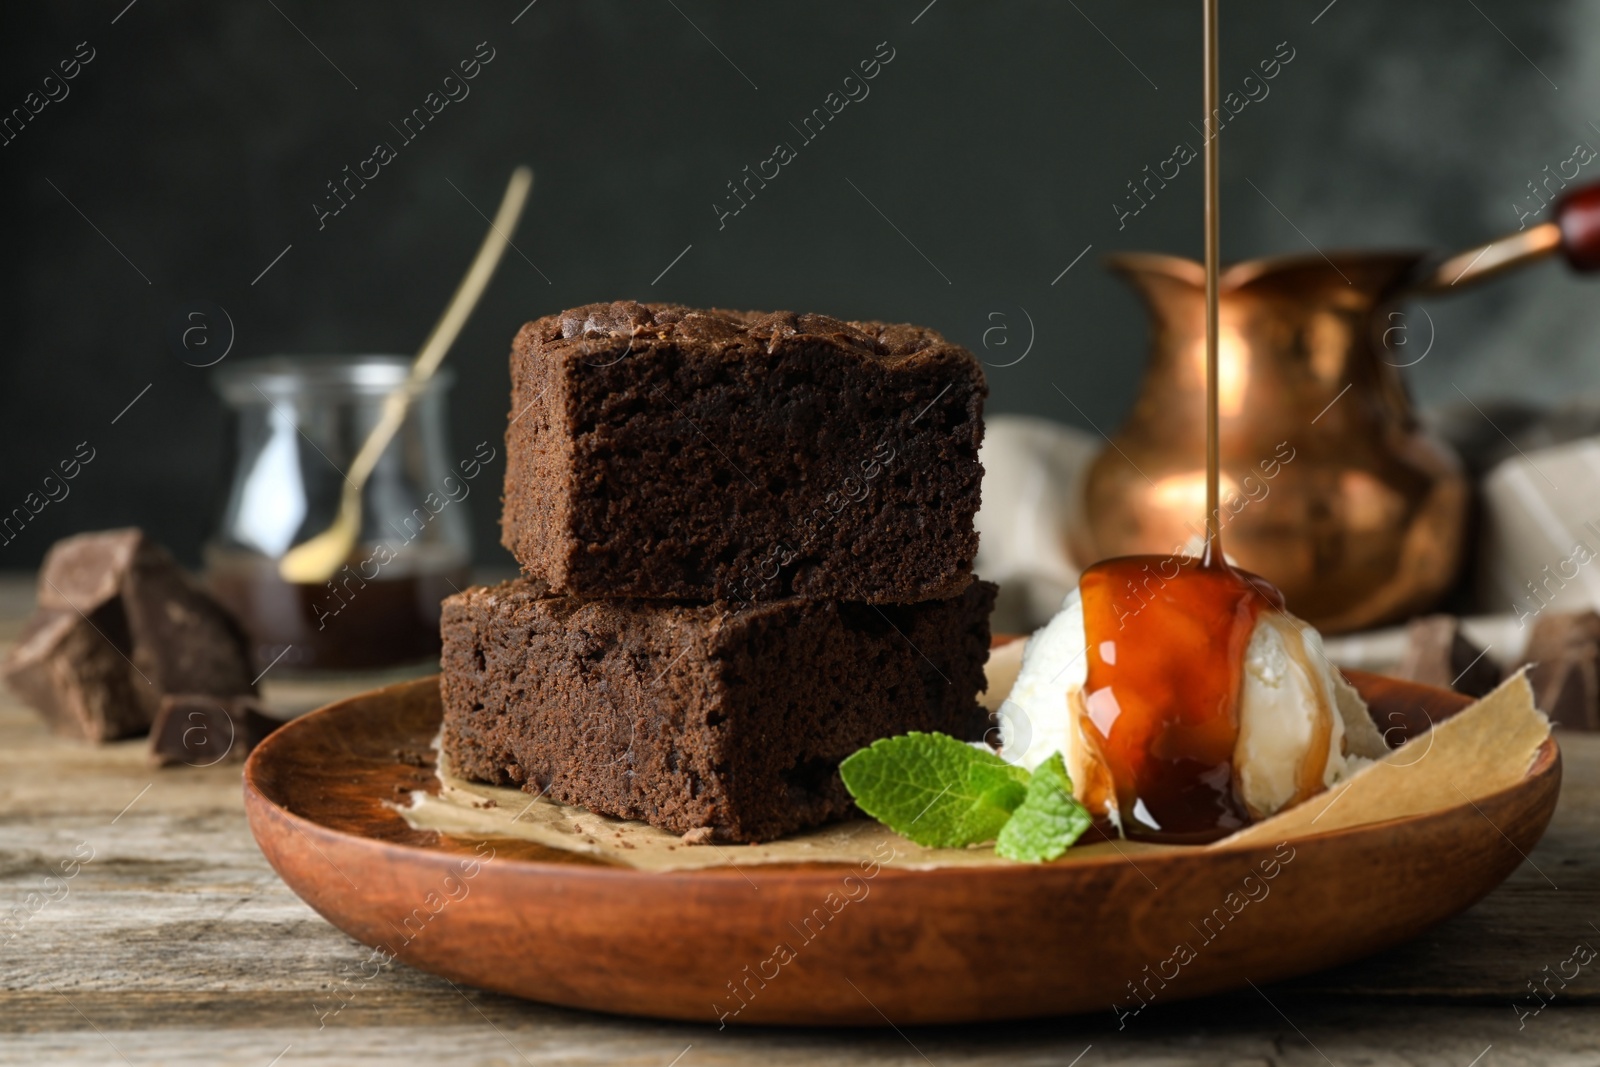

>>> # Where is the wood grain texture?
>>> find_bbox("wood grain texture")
[0,575,1597,1062]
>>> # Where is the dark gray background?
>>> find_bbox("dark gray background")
[2,0,1595,567]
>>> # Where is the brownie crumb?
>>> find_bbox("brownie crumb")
[681,827,714,846]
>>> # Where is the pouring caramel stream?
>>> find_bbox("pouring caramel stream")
[1075,1,1281,843]
[1202,0,1222,564]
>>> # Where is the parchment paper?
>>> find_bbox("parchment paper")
[394,653,1549,870]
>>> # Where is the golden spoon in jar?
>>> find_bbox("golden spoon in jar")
[277,165,533,585]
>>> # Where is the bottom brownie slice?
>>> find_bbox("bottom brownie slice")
[440,578,995,842]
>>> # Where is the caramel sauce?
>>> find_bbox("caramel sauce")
[1067,4,1334,842]
[208,552,466,671]
[1078,555,1285,843]
[1066,0,1271,843]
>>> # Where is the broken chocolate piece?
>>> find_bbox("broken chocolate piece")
[1396,615,1502,699]
[35,528,141,616]
[1520,611,1600,731]
[5,529,259,742]
[2,610,148,741]
[40,530,256,717]
[148,694,284,767]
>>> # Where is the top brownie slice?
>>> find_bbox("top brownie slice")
[501,301,986,604]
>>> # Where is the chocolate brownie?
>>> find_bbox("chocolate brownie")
[440,577,996,842]
[500,301,986,605]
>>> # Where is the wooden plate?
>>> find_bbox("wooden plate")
[243,672,1559,1027]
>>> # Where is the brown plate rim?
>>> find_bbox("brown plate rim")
[243,672,1561,885]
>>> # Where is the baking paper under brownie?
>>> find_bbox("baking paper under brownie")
[500,301,986,605]
[440,577,996,842]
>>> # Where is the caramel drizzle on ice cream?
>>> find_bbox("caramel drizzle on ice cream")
[1068,2,1342,842]
[1078,557,1280,841]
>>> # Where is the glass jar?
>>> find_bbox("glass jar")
[205,356,474,671]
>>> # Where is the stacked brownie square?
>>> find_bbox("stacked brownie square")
[440,301,994,842]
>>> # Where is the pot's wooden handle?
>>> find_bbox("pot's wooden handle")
[1557,181,1600,271]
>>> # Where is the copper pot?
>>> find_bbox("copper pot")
[1070,185,1600,633]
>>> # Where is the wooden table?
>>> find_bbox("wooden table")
[1,575,1596,1065]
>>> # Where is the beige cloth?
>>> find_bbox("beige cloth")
[973,415,1098,633]
[1478,436,1600,619]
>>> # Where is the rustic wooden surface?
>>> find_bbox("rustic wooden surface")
[2,575,1598,1064]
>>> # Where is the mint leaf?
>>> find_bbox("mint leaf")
[995,752,1092,863]
[839,732,1030,848]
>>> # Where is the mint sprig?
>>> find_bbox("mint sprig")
[838,732,1091,862]
[994,752,1093,862]
[838,732,1028,848]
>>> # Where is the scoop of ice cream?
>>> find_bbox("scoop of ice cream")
[998,588,1387,827]
[996,588,1089,772]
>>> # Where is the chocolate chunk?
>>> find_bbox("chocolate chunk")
[1520,611,1600,730]
[35,528,141,615]
[148,694,284,767]
[39,530,256,710]
[4,529,257,742]
[2,610,148,741]
[1396,615,1502,698]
